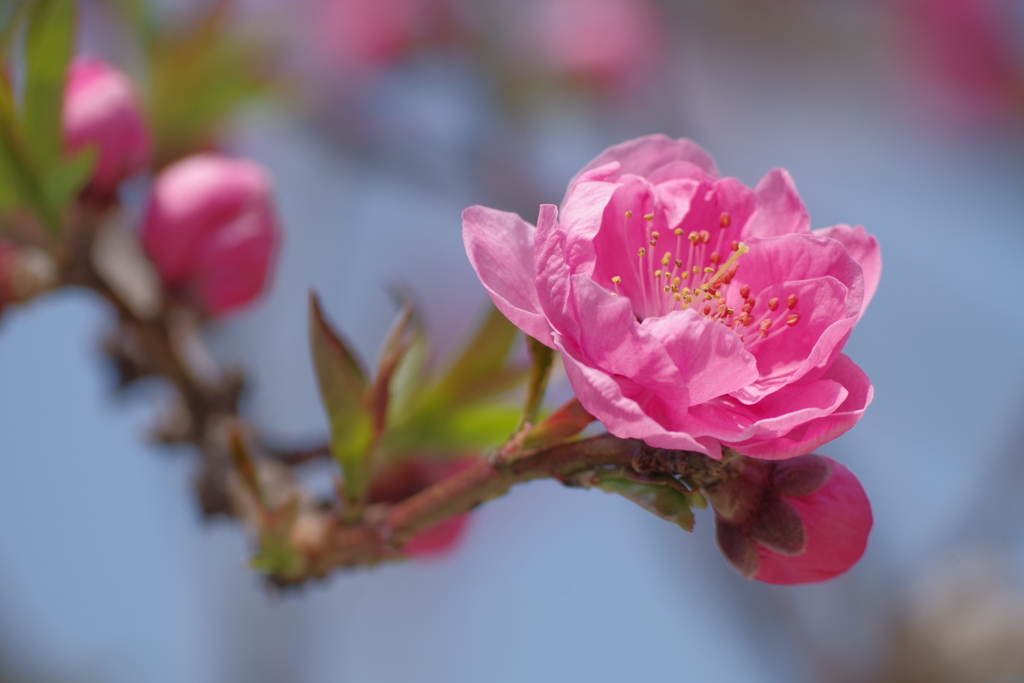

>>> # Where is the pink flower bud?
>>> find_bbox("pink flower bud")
[316,0,439,72]
[368,458,476,558]
[63,57,151,193]
[710,454,872,584]
[142,154,280,316]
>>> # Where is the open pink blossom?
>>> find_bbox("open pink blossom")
[464,135,880,460]
[526,0,663,91]
[142,154,280,316]
[709,453,872,584]
[63,57,151,194]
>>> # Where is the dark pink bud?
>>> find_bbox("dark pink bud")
[63,57,151,193]
[142,154,280,316]
[368,458,476,558]
[711,454,872,585]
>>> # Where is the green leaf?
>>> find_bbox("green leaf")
[44,145,95,208]
[23,0,75,169]
[369,303,414,434]
[308,292,374,503]
[428,305,525,408]
[598,476,700,532]
[383,403,521,456]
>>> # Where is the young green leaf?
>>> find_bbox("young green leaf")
[597,476,700,532]
[429,305,525,408]
[23,0,76,169]
[308,292,374,503]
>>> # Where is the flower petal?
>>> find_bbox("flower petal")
[732,354,873,460]
[642,309,758,405]
[755,457,872,584]
[744,168,810,238]
[565,134,718,194]
[463,205,554,347]
[813,224,881,317]
[558,339,721,456]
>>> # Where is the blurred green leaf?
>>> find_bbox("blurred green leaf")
[23,0,75,169]
[369,303,414,434]
[44,145,94,209]
[384,403,521,455]
[0,2,29,60]
[145,0,277,165]
[428,305,526,408]
[598,476,700,532]
[308,292,374,503]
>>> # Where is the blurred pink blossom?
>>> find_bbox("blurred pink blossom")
[892,0,1024,123]
[527,0,663,91]
[368,458,475,557]
[63,57,151,194]
[464,135,880,460]
[315,0,441,72]
[711,453,872,584]
[142,154,280,316]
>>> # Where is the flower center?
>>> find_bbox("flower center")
[608,209,801,347]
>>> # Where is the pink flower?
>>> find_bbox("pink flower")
[368,458,475,557]
[526,0,662,91]
[316,0,439,72]
[464,135,880,460]
[142,154,280,316]
[890,0,1023,123]
[708,453,872,584]
[63,57,151,193]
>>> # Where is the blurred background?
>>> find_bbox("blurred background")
[4,0,1024,681]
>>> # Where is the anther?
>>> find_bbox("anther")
[786,314,800,327]
[703,304,712,315]
[681,271,689,279]
[675,259,683,268]
[705,294,714,301]
[674,228,683,236]
[625,211,633,218]
[662,253,672,266]
[612,276,621,284]
[768,297,779,311]
[787,294,798,310]
[731,241,740,252]
[693,266,701,276]
[654,270,662,278]
[688,232,699,244]
[760,319,773,331]
[740,285,751,299]
[699,230,711,244]
[674,293,681,302]
[652,232,660,239]
[720,212,731,228]
[644,213,654,221]
[638,248,646,258]
[704,267,715,274]
[650,239,658,246]
[710,252,722,265]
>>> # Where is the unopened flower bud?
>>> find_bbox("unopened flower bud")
[63,57,151,194]
[706,453,872,585]
[368,458,475,557]
[142,154,281,316]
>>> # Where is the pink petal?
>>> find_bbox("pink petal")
[688,377,848,446]
[730,354,874,460]
[405,513,470,557]
[676,177,758,238]
[463,205,554,347]
[642,309,758,405]
[755,457,872,584]
[565,134,718,194]
[731,276,857,403]
[557,339,721,456]
[813,224,881,317]
[744,169,811,238]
